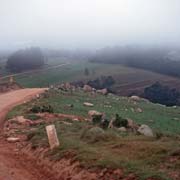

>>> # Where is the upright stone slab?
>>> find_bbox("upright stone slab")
[46,124,60,149]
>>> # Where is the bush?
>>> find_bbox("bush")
[112,114,128,128]
[92,115,102,125]
[31,105,41,113]
[100,119,110,129]
[31,105,54,113]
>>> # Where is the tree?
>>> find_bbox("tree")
[144,82,180,106]
[84,68,90,76]
[6,47,45,72]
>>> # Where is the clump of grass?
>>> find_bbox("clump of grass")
[25,114,40,121]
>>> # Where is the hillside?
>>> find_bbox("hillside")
[6,89,180,180]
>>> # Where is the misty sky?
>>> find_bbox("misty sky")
[0,0,180,50]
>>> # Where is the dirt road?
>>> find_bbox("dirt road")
[0,88,54,180]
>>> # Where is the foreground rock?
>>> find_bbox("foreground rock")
[118,127,127,132]
[138,124,154,137]
[12,116,32,125]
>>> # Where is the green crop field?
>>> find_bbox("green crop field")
[12,59,180,92]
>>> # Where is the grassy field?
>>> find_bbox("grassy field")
[8,90,180,135]
[7,90,180,180]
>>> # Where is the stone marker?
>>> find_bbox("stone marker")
[46,125,60,149]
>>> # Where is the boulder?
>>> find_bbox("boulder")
[118,127,127,132]
[97,88,108,95]
[11,116,32,125]
[137,124,154,137]
[83,102,94,107]
[130,96,140,101]
[6,137,20,143]
[83,85,92,92]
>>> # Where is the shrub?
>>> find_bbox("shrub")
[100,119,110,129]
[31,105,41,113]
[31,105,54,113]
[112,114,128,128]
[92,115,102,125]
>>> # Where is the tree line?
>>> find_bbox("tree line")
[89,46,180,78]
[6,47,45,72]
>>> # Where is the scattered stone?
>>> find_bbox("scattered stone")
[83,85,92,92]
[138,124,154,137]
[113,169,123,178]
[83,102,94,107]
[136,107,143,113]
[149,119,154,123]
[65,104,74,108]
[108,119,114,128]
[118,127,127,132]
[62,121,72,126]
[133,102,137,105]
[130,96,140,101]
[10,116,32,125]
[46,124,60,149]
[173,118,179,121]
[97,88,108,95]
[6,137,20,143]
[88,110,102,117]
[73,118,79,121]
[64,82,71,90]
[127,118,139,132]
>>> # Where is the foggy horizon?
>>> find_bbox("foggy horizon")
[0,0,180,50]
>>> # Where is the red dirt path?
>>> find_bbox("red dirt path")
[0,88,54,180]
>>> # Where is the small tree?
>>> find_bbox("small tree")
[112,114,128,128]
[84,68,89,76]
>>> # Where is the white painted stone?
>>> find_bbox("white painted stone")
[46,125,60,149]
